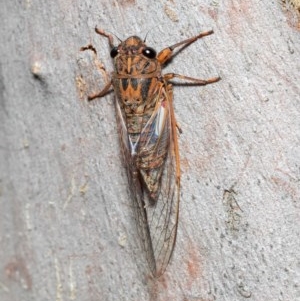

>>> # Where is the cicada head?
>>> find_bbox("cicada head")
[110,36,157,59]
[110,36,160,77]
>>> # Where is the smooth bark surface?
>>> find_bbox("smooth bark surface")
[1,1,300,300]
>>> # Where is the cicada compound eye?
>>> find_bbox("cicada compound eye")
[142,47,156,59]
[110,47,119,58]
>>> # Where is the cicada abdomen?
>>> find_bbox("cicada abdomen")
[86,28,220,277]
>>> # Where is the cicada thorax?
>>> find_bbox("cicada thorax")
[111,36,169,201]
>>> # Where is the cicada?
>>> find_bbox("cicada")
[86,28,220,277]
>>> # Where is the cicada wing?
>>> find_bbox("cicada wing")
[115,83,180,277]
[143,156,180,277]
[141,85,180,277]
[115,98,157,273]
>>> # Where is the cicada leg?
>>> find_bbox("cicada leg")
[94,27,115,49]
[83,28,115,101]
[164,73,221,85]
[157,30,215,64]
[88,80,113,101]
[176,122,183,134]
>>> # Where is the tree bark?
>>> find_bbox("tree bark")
[1,1,300,300]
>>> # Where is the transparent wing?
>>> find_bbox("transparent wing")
[115,98,157,272]
[115,84,180,277]
[144,131,180,277]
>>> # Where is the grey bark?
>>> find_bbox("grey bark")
[1,1,300,300]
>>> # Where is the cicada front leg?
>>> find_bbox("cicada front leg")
[157,30,216,64]
[158,30,221,85]
[81,28,116,101]
[94,27,115,49]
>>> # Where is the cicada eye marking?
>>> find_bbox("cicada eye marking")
[142,47,157,59]
[110,46,119,58]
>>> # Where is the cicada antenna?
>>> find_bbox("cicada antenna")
[112,33,122,43]
[143,26,156,42]
[144,30,150,42]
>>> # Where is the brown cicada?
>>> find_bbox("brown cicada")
[86,28,220,277]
